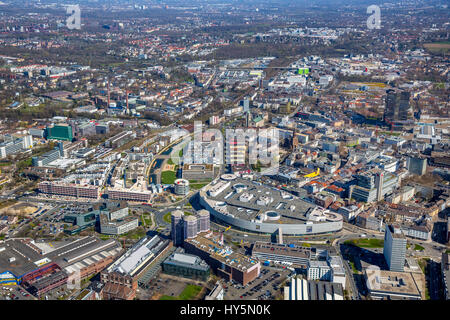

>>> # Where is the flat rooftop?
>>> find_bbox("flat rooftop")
[0,237,121,278]
[365,269,421,297]
[205,177,317,224]
[107,235,169,277]
[252,242,311,260]
[185,234,259,272]
[163,252,210,271]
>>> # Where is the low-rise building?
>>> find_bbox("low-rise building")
[284,277,344,300]
[162,251,210,281]
[364,269,422,300]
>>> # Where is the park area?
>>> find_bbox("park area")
[423,42,450,54]
[344,238,384,248]
[161,170,177,184]
[159,284,203,300]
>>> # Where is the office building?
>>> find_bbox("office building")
[99,214,139,236]
[45,124,73,141]
[0,134,33,158]
[171,210,185,246]
[252,242,311,266]
[442,253,450,300]
[174,179,190,196]
[171,210,211,246]
[162,252,210,281]
[225,132,247,164]
[407,156,427,176]
[351,169,398,203]
[364,269,421,300]
[197,210,210,233]
[183,215,198,240]
[307,261,331,280]
[183,234,260,285]
[384,89,411,123]
[383,224,407,272]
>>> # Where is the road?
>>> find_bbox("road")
[429,258,442,300]
[332,233,374,300]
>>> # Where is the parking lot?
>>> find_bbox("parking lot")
[223,267,292,300]
[0,285,35,300]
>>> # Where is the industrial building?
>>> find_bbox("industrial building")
[101,235,172,300]
[284,277,344,300]
[104,130,136,148]
[0,237,121,296]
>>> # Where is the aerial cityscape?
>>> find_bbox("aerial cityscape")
[0,0,449,305]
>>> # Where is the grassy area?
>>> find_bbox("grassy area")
[161,170,177,184]
[167,158,174,165]
[349,260,358,274]
[380,131,402,136]
[423,42,450,54]
[99,234,112,240]
[190,183,209,190]
[142,214,152,226]
[121,227,146,240]
[417,258,431,299]
[446,249,450,254]
[344,238,384,248]
[159,284,202,300]
[418,258,430,274]
[414,244,425,251]
[163,212,172,223]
